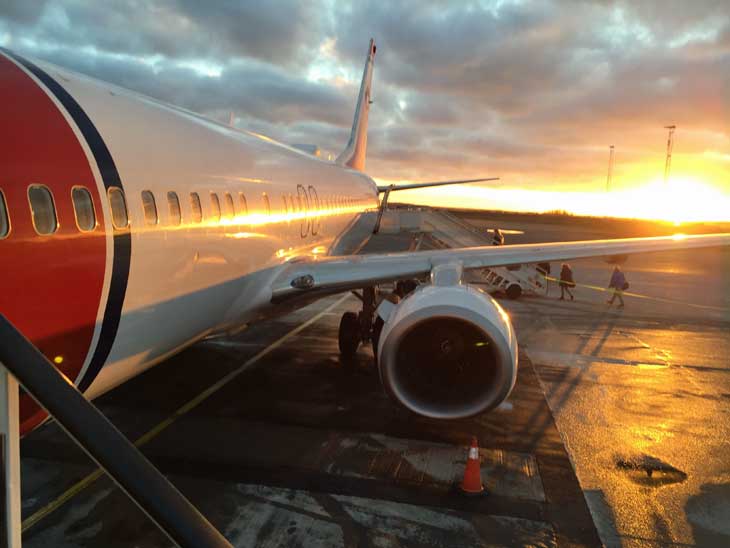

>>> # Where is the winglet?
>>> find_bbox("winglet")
[336,39,376,172]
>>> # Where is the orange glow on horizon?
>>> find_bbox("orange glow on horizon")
[381,177,730,223]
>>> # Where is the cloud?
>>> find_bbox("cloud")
[0,1,48,24]
[1,0,324,65]
[0,0,727,190]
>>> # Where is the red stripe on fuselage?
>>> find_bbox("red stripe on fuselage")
[0,54,107,434]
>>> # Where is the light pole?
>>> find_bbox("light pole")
[606,145,615,192]
[664,125,676,185]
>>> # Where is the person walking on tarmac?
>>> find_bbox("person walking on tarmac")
[559,263,575,300]
[606,265,627,308]
[492,228,504,246]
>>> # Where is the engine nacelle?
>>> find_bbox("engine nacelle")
[377,283,518,419]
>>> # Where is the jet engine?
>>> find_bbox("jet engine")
[376,280,518,420]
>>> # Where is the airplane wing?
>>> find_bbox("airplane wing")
[271,232,730,303]
[377,177,499,193]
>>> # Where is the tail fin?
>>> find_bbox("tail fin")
[337,39,376,172]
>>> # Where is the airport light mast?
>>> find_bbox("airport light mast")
[606,145,615,192]
[664,125,676,185]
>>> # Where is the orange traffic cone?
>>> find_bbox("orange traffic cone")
[459,436,485,496]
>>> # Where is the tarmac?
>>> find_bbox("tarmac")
[18,208,730,547]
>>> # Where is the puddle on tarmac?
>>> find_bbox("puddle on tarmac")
[615,454,687,487]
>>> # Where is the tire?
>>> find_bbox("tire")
[370,316,384,366]
[395,279,418,298]
[338,311,360,357]
[506,283,522,300]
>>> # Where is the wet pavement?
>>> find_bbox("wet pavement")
[17,209,730,547]
[20,293,597,547]
[460,210,730,547]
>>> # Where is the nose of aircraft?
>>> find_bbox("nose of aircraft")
[0,50,109,434]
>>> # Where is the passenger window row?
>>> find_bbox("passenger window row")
[0,184,99,237]
[136,190,249,226]
[0,185,369,239]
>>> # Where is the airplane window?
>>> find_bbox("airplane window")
[262,193,271,215]
[190,192,202,223]
[28,185,58,235]
[72,186,96,232]
[223,192,235,219]
[297,185,309,212]
[141,190,158,226]
[308,186,319,212]
[296,185,309,238]
[238,193,248,216]
[210,193,221,222]
[0,190,9,238]
[167,191,181,226]
[108,188,129,229]
[308,185,320,235]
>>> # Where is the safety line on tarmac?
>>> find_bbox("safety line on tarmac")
[544,275,728,312]
[22,293,351,532]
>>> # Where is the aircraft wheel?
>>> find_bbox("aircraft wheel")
[371,316,384,366]
[395,279,418,298]
[338,311,360,357]
[506,283,522,300]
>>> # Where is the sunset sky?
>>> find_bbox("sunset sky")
[1,1,728,221]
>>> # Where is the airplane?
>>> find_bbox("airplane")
[1,40,728,435]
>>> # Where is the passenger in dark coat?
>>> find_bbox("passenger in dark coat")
[606,266,627,308]
[559,263,575,301]
[492,228,504,246]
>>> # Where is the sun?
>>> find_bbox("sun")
[375,176,730,223]
[619,177,730,223]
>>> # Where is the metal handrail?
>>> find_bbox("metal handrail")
[0,314,232,548]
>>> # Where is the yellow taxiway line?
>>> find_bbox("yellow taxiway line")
[22,293,351,532]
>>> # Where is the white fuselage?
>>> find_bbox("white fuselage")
[77,69,380,397]
[0,51,379,415]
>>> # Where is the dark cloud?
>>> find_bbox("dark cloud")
[25,43,354,128]
[0,1,48,24]
[2,0,322,65]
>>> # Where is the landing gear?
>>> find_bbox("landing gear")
[371,316,384,365]
[338,282,412,363]
[338,286,379,359]
[506,283,522,300]
[395,279,418,298]
[338,311,360,357]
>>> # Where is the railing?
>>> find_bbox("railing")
[0,314,232,548]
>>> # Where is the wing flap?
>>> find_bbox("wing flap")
[271,233,730,302]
